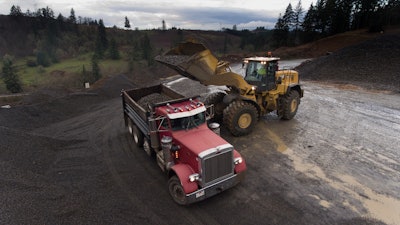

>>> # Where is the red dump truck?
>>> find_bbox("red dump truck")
[121,84,246,205]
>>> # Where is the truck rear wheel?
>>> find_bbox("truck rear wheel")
[132,123,144,147]
[168,176,187,205]
[223,101,258,136]
[280,90,300,120]
[205,92,226,122]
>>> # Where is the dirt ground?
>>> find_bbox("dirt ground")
[1,71,399,224]
[1,33,400,224]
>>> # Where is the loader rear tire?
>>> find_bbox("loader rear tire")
[205,92,226,122]
[223,101,258,136]
[280,90,300,120]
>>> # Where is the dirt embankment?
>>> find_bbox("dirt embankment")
[295,31,400,92]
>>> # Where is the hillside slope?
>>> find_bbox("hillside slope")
[296,31,400,92]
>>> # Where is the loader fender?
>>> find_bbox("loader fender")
[169,164,198,194]
[288,84,303,98]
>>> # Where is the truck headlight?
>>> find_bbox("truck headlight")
[234,157,243,165]
[189,173,200,182]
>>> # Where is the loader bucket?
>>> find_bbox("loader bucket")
[155,41,219,84]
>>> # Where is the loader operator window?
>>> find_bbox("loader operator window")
[245,61,266,82]
[170,112,206,131]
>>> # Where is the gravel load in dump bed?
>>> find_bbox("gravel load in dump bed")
[137,93,172,109]
[155,55,191,65]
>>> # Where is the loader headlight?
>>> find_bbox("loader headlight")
[234,157,243,165]
[189,173,200,182]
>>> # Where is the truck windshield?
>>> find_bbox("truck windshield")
[170,112,206,131]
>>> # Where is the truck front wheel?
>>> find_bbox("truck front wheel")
[143,138,153,157]
[168,176,187,205]
[223,101,258,136]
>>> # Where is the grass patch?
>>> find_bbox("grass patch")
[1,54,130,94]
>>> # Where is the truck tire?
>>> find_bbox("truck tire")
[223,101,258,136]
[168,176,187,205]
[143,138,153,157]
[280,90,300,120]
[205,92,226,122]
[132,123,144,147]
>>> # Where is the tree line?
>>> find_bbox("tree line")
[1,5,154,93]
[274,0,400,47]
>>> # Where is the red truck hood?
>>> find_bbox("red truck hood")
[171,124,230,156]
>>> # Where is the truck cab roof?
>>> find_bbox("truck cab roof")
[155,98,206,119]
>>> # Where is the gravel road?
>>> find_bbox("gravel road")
[1,74,399,225]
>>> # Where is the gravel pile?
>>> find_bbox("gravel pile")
[296,34,400,92]
[137,93,172,109]
[155,55,191,66]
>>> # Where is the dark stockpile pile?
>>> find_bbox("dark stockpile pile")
[296,34,400,92]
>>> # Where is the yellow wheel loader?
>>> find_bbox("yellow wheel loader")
[155,41,303,136]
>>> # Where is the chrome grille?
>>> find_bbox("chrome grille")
[202,148,233,184]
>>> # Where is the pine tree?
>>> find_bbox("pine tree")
[293,0,304,44]
[108,37,120,60]
[141,34,153,66]
[9,5,23,16]
[98,19,108,50]
[69,8,76,24]
[91,54,101,82]
[2,55,22,93]
[124,16,131,29]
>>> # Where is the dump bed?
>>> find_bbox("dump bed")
[122,84,185,122]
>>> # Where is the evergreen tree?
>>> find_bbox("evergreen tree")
[273,3,294,47]
[98,19,108,50]
[94,19,108,59]
[124,16,131,29]
[273,14,289,47]
[108,37,120,60]
[301,3,318,42]
[293,0,304,44]
[282,3,295,30]
[91,54,101,81]
[141,33,153,65]
[1,55,22,93]
[9,5,23,16]
[386,0,400,25]
[69,8,77,24]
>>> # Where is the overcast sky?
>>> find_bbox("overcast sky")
[0,0,315,30]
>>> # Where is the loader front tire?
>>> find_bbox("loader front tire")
[223,101,258,136]
[280,90,300,120]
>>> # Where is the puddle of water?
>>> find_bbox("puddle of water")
[265,128,400,225]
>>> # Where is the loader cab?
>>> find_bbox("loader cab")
[243,57,280,92]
